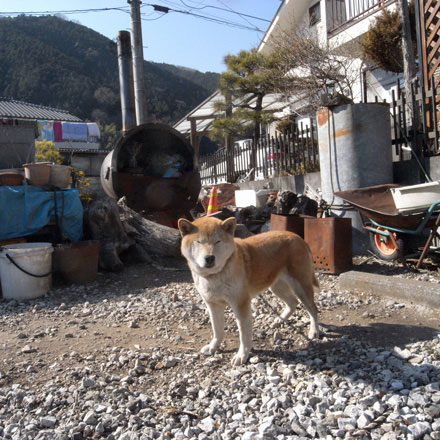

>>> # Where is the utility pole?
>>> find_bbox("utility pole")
[128,0,147,125]
[117,31,136,134]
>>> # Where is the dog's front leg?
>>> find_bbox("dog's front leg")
[201,301,225,355]
[231,300,252,366]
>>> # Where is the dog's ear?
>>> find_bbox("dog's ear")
[178,218,198,237]
[221,217,237,236]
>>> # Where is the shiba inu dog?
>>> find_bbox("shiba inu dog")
[178,216,320,366]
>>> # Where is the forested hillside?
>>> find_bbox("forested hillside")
[0,15,219,128]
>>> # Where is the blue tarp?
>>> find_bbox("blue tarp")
[0,186,83,242]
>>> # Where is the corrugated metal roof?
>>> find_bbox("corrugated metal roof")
[173,91,286,135]
[0,97,81,122]
[58,148,108,154]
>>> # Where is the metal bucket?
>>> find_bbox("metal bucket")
[100,123,201,215]
[24,163,52,187]
[53,240,100,284]
[50,165,72,188]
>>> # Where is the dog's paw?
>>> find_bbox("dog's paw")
[200,343,218,355]
[273,316,284,327]
[308,328,320,340]
[231,351,249,366]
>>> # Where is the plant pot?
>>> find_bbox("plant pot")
[23,163,52,187]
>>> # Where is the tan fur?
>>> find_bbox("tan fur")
[178,216,319,366]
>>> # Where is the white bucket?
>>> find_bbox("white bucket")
[0,243,53,300]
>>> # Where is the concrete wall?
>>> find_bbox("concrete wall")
[237,155,439,194]
[70,153,107,177]
[0,126,35,169]
[237,171,321,194]
[393,156,440,185]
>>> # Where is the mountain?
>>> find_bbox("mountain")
[153,63,219,96]
[0,15,220,127]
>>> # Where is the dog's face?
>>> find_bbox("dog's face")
[178,217,237,276]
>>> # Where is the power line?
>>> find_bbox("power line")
[178,0,270,22]
[145,3,264,32]
[0,6,130,16]
[0,4,265,32]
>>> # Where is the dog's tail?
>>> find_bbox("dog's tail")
[312,273,320,292]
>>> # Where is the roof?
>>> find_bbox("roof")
[173,91,287,136]
[0,97,81,122]
[58,148,108,154]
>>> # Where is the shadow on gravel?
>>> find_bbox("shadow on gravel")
[353,254,440,276]
[253,321,440,390]
[321,321,439,348]
[0,261,194,318]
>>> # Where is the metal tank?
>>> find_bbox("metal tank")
[100,123,201,220]
[317,103,393,252]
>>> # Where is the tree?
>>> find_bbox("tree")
[211,49,281,143]
[98,122,120,150]
[361,3,416,73]
[35,140,63,164]
[267,28,360,108]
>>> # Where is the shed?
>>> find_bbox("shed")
[0,97,81,169]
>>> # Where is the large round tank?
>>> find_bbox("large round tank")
[101,123,201,216]
[317,103,393,252]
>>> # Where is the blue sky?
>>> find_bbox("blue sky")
[3,1,282,73]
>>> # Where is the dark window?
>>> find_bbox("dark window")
[309,2,321,26]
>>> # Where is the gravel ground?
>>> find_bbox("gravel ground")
[1,254,440,440]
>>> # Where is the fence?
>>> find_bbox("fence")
[199,123,320,185]
[199,80,440,185]
[387,78,440,159]
[327,0,396,35]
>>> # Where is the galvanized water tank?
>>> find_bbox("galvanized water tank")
[100,123,201,216]
[317,103,393,252]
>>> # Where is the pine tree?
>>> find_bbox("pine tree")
[211,49,280,144]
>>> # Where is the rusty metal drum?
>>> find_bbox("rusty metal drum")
[100,123,201,216]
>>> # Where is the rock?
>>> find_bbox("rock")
[40,416,57,428]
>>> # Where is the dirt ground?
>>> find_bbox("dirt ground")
[1,254,440,391]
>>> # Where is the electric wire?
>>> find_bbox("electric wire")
[145,2,264,32]
[0,7,130,16]
[0,4,266,33]
[178,0,270,22]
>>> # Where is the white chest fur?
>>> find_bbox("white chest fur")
[192,264,244,306]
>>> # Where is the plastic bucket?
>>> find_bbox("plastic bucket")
[0,243,53,300]
[23,163,52,187]
[53,240,100,284]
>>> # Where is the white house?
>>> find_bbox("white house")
[174,0,403,144]
[257,0,403,121]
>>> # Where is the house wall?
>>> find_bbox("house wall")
[70,154,106,177]
[0,126,35,169]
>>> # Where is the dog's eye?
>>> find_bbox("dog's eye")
[214,240,221,245]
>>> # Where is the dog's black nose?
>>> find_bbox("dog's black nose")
[204,255,215,267]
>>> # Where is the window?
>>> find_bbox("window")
[309,2,321,26]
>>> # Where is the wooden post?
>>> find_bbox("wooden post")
[397,0,421,156]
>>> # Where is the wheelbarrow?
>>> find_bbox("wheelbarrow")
[335,184,440,268]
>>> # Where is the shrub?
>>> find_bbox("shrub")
[361,4,416,73]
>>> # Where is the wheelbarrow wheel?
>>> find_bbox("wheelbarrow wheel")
[369,227,404,261]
